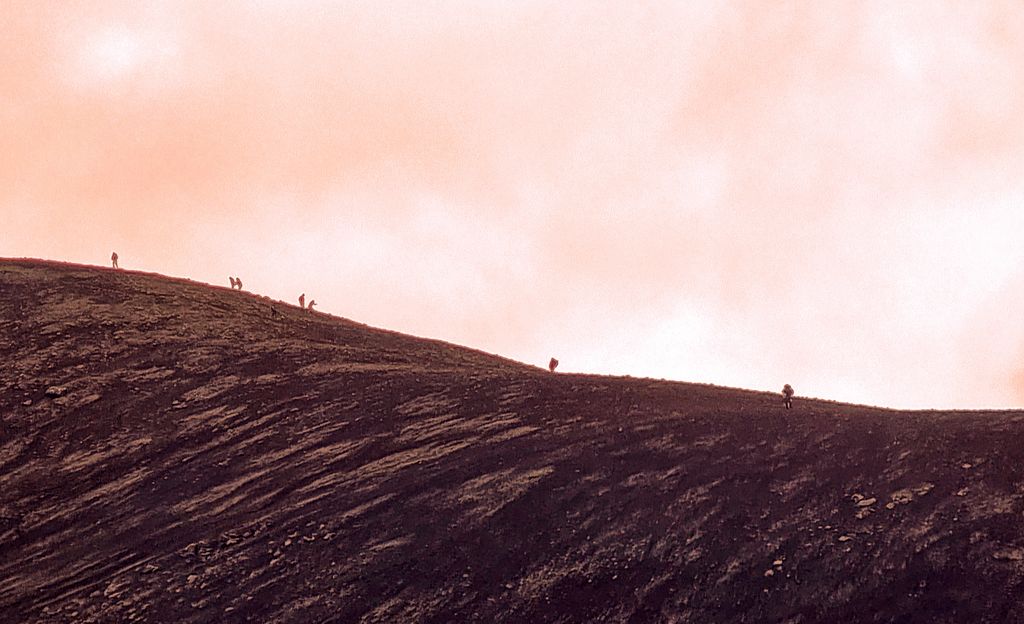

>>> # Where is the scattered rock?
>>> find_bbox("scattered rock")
[764,569,775,577]
[913,483,934,497]
[993,549,1024,561]
[851,493,864,503]
[772,559,784,567]
[856,497,877,508]
[885,502,895,510]
[104,579,128,598]
[838,535,853,542]
[890,489,914,505]
[961,463,973,469]
[21,399,31,406]
[44,386,67,398]
[956,488,969,497]
[186,574,199,585]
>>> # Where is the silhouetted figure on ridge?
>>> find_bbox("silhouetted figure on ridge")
[110,252,118,269]
[236,277,243,291]
[549,357,559,373]
[298,293,305,310]
[307,299,316,312]
[229,277,237,289]
[782,384,795,409]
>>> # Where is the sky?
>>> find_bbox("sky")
[4,1,1024,409]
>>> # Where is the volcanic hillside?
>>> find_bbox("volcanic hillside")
[2,258,1024,624]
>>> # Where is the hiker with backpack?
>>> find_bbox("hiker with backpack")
[782,384,795,409]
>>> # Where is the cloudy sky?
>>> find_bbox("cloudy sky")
[4,1,1024,408]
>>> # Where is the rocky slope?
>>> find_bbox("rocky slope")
[2,258,1024,623]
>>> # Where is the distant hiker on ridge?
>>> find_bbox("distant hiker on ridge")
[298,293,305,310]
[236,277,243,291]
[782,384,795,409]
[110,252,118,269]
[549,357,559,373]
[229,277,237,289]
[307,299,316,312]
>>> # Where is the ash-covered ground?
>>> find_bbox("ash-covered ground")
[2,258,1024,623]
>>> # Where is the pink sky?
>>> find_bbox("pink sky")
[4,1,1024,408]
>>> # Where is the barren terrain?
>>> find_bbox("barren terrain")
[2,258,1024,623]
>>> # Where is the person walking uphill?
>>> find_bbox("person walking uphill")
[298,293,305,310]
[111,252,118,269]
[782,384,795,409]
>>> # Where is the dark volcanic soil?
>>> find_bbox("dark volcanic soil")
[2,258,1024,623]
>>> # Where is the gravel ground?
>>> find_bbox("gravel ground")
[2,258,1024,623]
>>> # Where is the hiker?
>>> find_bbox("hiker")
[229,277,237,289]
[298,293,305,310]
[236,277,243,291]
[782,384,795,409]
[111,252,118,269]
[549,357,559,372]
[307,299,316,312]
